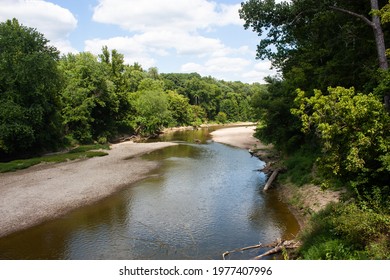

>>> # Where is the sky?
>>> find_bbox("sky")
[0,0,284,83]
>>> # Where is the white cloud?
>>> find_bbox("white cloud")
[93,0,243,33]
[181,59,277,83]
[242,61,278,83]
[88,0,274,83]
[0,0,78,53]
[84,29,236,70]
[181,56,251,80]
[85,36,156,68]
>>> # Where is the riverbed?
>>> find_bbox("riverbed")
[0,126,299,259]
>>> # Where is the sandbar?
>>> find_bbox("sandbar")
[0,141,176,238]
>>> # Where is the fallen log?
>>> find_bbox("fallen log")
[263,168,280,191]
[222,243,264,260]
[253,240,301,260]
[222,239,301,260]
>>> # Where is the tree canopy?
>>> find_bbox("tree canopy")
[0,19,63,157]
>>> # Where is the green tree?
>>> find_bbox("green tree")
[124,63,147,93]
[133,90,172,135]
[220,95,240,122]
[59,52,120,143]
[239,0,389,92]
[0,19,63,156]
[166,91,193,126]
[251,77,304,152]
[98,47,135,135]
[292,86,390,199]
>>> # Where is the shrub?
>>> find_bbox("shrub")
[298,202,390,259]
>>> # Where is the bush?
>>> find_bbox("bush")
[298,202,390,260]
[280,147,319,186]
[215,112,228,124]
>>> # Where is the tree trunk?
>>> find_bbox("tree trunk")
[330,1,388,70]
[330,1,389,108]
[371,0,389,70]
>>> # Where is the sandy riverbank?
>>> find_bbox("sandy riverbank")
[210,125,268,150]
[0,141,176,238]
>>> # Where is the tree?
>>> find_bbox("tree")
[219,94,240,122]
[133,90,172,135]
[251,77,304,152]
[98,47,134,135]
[166,91,194,126]
[292,86,390,197]
[0,19,63,156]
[59,52,120,143]
[239,0,390,92]
[330,0,388,70]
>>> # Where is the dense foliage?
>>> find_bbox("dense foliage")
[0,19,63,158]
[241,0,390,259]
[0,18,261,159]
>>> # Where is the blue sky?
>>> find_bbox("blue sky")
[0,0,282,83]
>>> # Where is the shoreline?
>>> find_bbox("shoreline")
[0,141,176,238]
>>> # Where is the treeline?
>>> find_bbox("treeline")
[0,18,262,159]
[241,0,390,259]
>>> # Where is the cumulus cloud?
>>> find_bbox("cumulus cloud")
[93,0,242,32]
[88,0,253,74]
[88,0,273,82]
[181,59,277,83]
[181,56,251,80]
[242,61,278,83]
[85,36,157,68]
[0,0,78,53]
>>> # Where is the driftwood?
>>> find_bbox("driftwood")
[222,239,300,260]
[253,239,301,260]
[263,169,280,191]
[222,243,264,260]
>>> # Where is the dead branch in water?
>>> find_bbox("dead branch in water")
[222,243,264,260]
[253,239,301,260]
[222,239,300,260]
[263,169,280,191]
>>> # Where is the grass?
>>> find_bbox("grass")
[0,144,109,173]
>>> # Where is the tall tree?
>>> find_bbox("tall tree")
[59,52,120,143]
[239,0,390,92]
[0,19,63,156]
[329,0,388,70]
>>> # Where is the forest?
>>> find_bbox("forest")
[240,0,390,259]
[1,0,390,260]
[0,18,262,160]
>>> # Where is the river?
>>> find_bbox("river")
[0,126,299,259]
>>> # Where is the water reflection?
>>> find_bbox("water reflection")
[0,127,299,259]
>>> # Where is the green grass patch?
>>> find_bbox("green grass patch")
[0,145,109,173]
[68,144,110,153]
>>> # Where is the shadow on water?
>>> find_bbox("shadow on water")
[0,127,299,260]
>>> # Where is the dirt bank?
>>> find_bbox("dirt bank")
[0,141,176,238]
